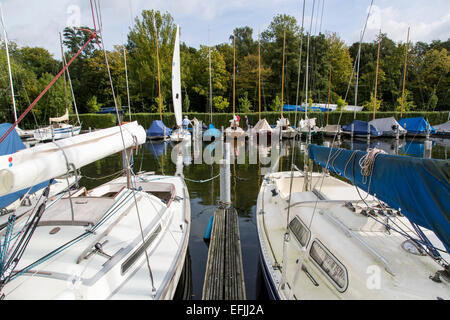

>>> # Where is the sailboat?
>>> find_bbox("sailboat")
[147,27,171,141]
[224,33,245,140]
[274,31,297,140]
[0,121,191,300]
[33,33,82,142]
[248,32,274,141]
[170,26,191,143]
[257,144,449,300]
[33,108,81,142]
[202,44,221,142]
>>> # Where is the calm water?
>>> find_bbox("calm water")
[78,135,449,300]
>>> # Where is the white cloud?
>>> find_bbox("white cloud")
[365,5,450,43]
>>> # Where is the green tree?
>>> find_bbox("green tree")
[213,96,229,112]
[238,92,252,113]
[86,95,102,113]
[127,10,177,112]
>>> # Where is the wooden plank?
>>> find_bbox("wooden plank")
[202,207,245,300]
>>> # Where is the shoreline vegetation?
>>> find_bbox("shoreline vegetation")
[0,9,448,128]
[54,111,450,131]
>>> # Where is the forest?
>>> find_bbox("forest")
[0,9,448,127]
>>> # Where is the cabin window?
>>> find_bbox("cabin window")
[309,240,348,292]
[289,217,310,247]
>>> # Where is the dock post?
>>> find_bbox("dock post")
[220,142,231,208]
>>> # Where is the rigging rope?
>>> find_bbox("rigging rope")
[0,29,98,145]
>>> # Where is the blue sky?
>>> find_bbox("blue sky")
[1,0,449,59]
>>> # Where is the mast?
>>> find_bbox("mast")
[59,32,69,115]
[354,30,362,120]
[373,29,381,120]
[305,0,315,120]
[233,32,236,116]
[281,30,286,118]
[326,62,332,125]
[155,22,162,121]
[258,31,261,121]
[123,45,131,121]
[0,4,17,123]
[400,27,410,117]
[209,28,213,124]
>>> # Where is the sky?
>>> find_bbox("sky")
[0,0,449,60]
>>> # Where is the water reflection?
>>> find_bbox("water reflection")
[79,135,448,300]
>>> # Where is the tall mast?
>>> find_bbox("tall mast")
[0,4,17,123]
[354,30,362,119]
[123,45,131,121]
[258,31,261,121]
[233,32,235,115]
[373,29,381,120]
[208,28,213,124]
[155,22,162,121]
[60,32,80,125]
[305,0,315,120]
[280,30,286,118]
[326,62,332,125]
[59,32,68,113]
[400,27,410,117]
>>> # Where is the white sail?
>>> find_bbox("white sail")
[0,121,146,196]
[172,25,182,127]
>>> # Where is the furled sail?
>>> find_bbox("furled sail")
[308,144,450,252]
[172,25,182,127]
[0,121,146,196]
[49,108,69,123]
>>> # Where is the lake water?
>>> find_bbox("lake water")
[78,134,449,300]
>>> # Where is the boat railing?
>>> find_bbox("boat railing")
[320,208,396,276]
[285,199,395,276]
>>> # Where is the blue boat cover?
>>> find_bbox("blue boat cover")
[398,117,436,134]
[342,120,383,137]
[283,104,325,112]
[96,107,124,114]
[203,124,221,139]
[147,120,172,137]
[308,144,450,252]
[0,123,51,209]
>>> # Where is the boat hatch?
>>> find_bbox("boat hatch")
[309,239,348,292]
[289,216,310,247]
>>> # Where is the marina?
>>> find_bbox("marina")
[75,133,448,299]
[0,0,448,302]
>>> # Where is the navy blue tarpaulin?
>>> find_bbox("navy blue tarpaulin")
[0,124,51,209]
[146,120,172,137]
[308,144,450,252]
[342,120,383,137]
[398,117,436,134]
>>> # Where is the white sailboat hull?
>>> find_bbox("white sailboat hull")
[257,171,450,300]
[33,124,81,142]
[170,129,191,143]
[1,173,190,300]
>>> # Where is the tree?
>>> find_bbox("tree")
[213,96,229,112]
[127,10,177,112]
[326,33,353,100]
[238,92,252,113]
[190,46,229,111]
[261,14,302,105]
[395,89,416,112]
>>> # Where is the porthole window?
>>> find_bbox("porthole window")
[289,217,310,247]
[309,240,348,292]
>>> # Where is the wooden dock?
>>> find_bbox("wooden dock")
[202,207,246,300]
